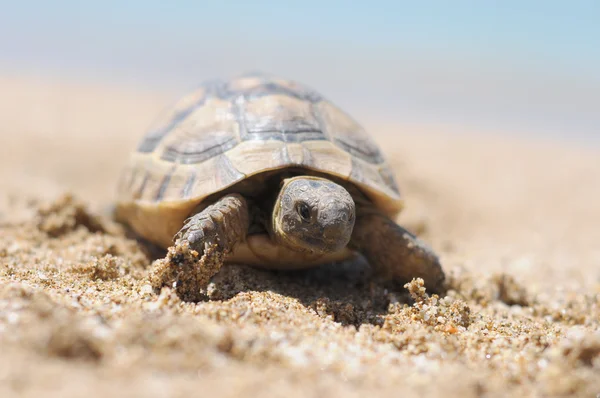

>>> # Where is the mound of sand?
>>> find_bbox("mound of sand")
[1,75,599,397]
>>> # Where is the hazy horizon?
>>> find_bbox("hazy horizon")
[1,1,598,143]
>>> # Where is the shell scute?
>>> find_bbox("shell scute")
[240,94,326,143]
[316,101,385,165]
[136,86,209,154]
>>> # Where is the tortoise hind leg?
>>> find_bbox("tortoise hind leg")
[349,212,446,294]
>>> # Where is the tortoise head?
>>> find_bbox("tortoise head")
[272,176,356,254]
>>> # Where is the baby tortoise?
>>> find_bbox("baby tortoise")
[115,73,446,293]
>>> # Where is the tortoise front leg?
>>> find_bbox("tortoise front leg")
[150,194,250,300]
[349,213,446,294]
[176,193,250,256]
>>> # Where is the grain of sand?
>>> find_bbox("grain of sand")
[1,75,599,397]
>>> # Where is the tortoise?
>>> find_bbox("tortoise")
[115,73,445,292]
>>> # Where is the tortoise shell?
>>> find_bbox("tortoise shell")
[115,74,403,249]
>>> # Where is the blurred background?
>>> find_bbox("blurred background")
[1,0,598,144]
[0,0,599,293]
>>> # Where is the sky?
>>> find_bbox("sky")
[1,1,599,142]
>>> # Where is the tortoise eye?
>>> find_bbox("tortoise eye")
[296,202,311,221]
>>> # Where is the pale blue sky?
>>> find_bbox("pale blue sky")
[1,1,599,141]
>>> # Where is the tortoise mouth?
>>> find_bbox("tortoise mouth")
[275,229,350,255]
[295,236,334,254]
[304,235,350,253]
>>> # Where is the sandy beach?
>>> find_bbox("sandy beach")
[1,75,599,397]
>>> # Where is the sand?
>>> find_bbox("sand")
[1,75,599,398]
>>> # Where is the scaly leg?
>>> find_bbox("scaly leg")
[349,212,446,294]
[151,194,250,300]
[175,193,250,255]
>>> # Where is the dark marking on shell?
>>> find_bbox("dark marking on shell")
[334,136,384,165]
[240,82,323,103]
[214,154,245,188]
[160,135,238,164]
[135,172,150,199]
[182,169,197,199]
[179,155,244,201]
[137,110,200,154]
[155,167,175,201]
[137,132,170,154]
[314,100,384,165]
[137,95,214,154]
[238,93,325,143]
[280,144,302,166]
[136,80,232,154]
[242,130,327,143]
[379,167,400,194]
[310,101,331,141]
[214,78,323,103]
[349,156,386,193]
